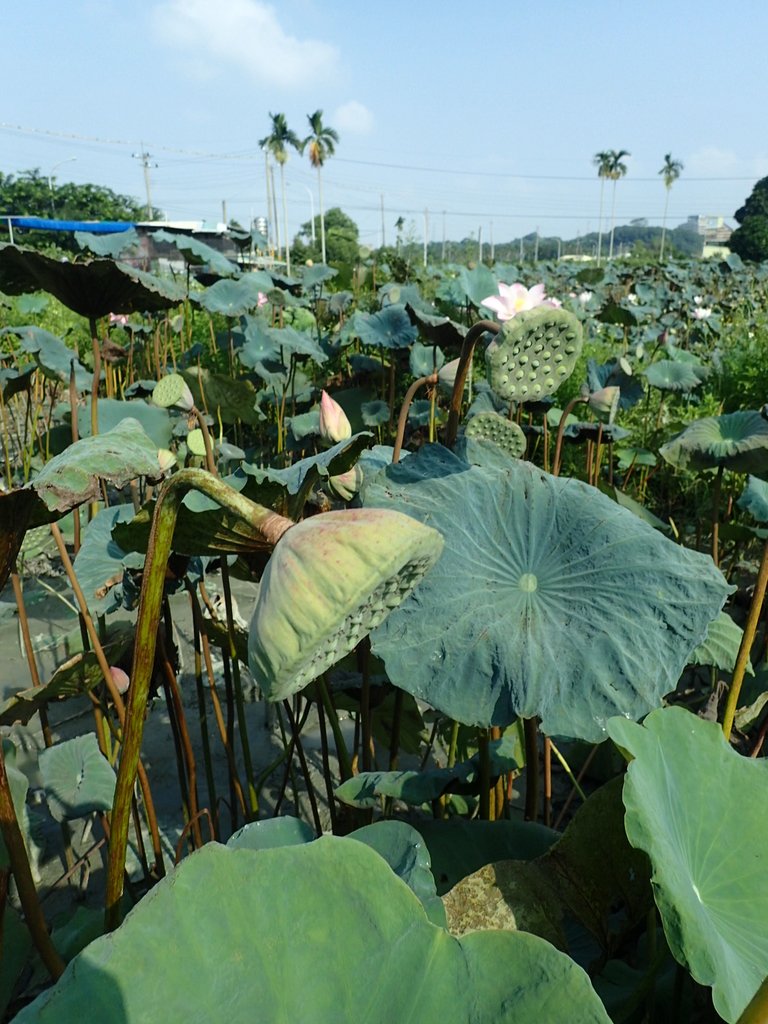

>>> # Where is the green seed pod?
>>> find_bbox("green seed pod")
[486,307,583,403]
[248,509,444,700]
[152,373,195,411]
[464,413,527,460]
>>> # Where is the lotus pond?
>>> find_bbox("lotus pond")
[1,233,768,1023]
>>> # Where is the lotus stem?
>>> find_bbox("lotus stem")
[552,396,587,478]
[283,700,323,835]
[524,718,540,822]
[315,674,354,782]
[711,464,725,567]
[105,469,294,930]
[736,976,768,1024]
[478,730,492,820]
[445,319,499,448]
[392,373,438,464]
[722,537,768,741]
[187,583,219,839]
[0,741,65,981]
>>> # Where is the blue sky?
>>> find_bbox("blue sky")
[4,0,767,247]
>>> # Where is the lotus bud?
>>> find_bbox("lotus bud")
[157,448,177,474]
[619,357,633,376]
[328,464,364,502]
[248,509,444,701]
[152,373,195,412]
[110,666,130,695]
[319,391,352,443]
[438,357,460,394]
[588,386,620,421]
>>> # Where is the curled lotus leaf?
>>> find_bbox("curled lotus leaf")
[607,707,768,1023]
[364,444,732,740]
[248,509,444,701]
[660,411,768,474]
[486,307,583,403]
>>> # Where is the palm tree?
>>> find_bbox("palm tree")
[259,113,301,274]
[593,150,613,264]
[606,149,630,260]
[302,110,339,265]
[658,153,683,260]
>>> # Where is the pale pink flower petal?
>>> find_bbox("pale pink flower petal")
[319,391,352,443]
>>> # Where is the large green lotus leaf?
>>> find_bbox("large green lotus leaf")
[150,229,239,276]
[443,778,652,959]
[405,304,466,348]
[352,304,418,349]
[0,245,184,317]
[248,509,444,700]
[72,505,142,615]
[301,263,337,289]
[336,732,521,808]
[179,367,260,425]
[38,733,116,821]
[195,272,273,316]
[75,228,140,258]
[77,398,172,448]
[4,325,92,392]
[227,816,315,851]
[643,359,705,393]
[688,609,751,674]
[350,821,446,927]
[607,706,768,1023]
[0,628,133,727]
[409,340,445,378]
[738,475,768,522]
[15,839,610,1023]
[31,418,164,517]
[660,411,768,473]
[460,264,499,308]
[365,445,732,739]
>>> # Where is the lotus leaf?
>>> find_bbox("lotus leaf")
[352,304,418,349]
[227,816,315,851]
[301,263,337,289]
[405,304,466,348]
[607,707,768,1023]
[643,360,705,392]
[460,264,498,308]
[151,229,239,276]
[407,398,433,427]
[689,610,751,674]
[660,411,768,474]
[77,398,172,449]
[597,302,637,327]
[75,228,140,258]
[738,475,768,522]
[586,356,644,410]
[364,445,731,739]
[486,307,583,403]
[15,839,610,1023]
[195,272,273,316]
[39,733,116,821]
[4,325,91,392]
[0,907,31,1019]
[248,508,444,700]
[72,505,142,615]
[361,399,390,427]
[409,340,445,377]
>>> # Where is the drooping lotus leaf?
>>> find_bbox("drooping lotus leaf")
[4,325,92,392]
[586,356,644,410]
[660,411,768,474]
[150,229,239,276]
[689,610,751,674]
[72,505,143,615]
[0,363,36,401]
[238,319,326,367]
[738,475,768,522]
[409,340,446,378]
[15,839,610,1023]
[75,227,140,258]
[405,304,466,349]
[464,412,526,459]
[39,733,116,821]
[0,245,184,317]
[364,445,732,739]
[485,307,583,403]
[607,707,768,1023]
[248,509,444,700]
[195,272,273,316]
[76,398,172,449]
[352,304,418,349]
[643,360,705,392]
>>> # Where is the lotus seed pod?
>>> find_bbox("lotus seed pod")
[186,428,207,457]
[485,307,583,403]
[152,373,195,412]
[248,509,444,701]
[319,391,352,443]
[464,413,527,459]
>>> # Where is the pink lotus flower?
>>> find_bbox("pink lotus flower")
[692,306,712,320]
[481,283,560,321]
[108,313,129,327]
[319,391,352,443]
[257,292,269,308]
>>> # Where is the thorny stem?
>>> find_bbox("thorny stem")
[722,537,768,742]
[446,320,499,449]
[105,469,294,930]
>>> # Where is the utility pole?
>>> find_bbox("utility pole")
[441,210,446,262]
[519,235,524,261]
[478,225,483,263]
[222,200,227,225]
[423,208,429,267]
[132,145,157,219]
[490,220,495,263]
[534,226,540,262]
[380,194,386,248]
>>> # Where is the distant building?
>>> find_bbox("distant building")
[687,215,733,245]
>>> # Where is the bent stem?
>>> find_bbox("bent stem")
[722,537,768,741]
[445,319,499,448]
[104,469,293,930]
[552,396,588,478]
[392,373,438,464]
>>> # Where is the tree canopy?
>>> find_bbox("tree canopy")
[293,207,359,265]
[730,177,768,261]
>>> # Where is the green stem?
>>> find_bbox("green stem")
[737,975,768,1024]
[723,538,768,741]
[524,718,540,822]
[711,463,725,567]
[445,320,499,448]
[104,469,293,930]
[315,674,353,782]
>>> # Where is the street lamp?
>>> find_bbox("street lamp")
[289,182,315,242]
[48,158,77,217]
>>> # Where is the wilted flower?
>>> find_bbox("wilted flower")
[319,390,352,443]
[578,291,593,305]
[692,306,712,320]
[437,357,460,394]
[588,386,620,421]
[157,448,177,473]
[481,282,560,321]
[328,464,364,502]
[110,666,130,695]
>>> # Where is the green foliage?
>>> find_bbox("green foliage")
[730,176,768,261]
[292,206,359,265]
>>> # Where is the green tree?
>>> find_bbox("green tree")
[259,113,301,274]
[0,168,151,250]
[606,150,630,260]
[658,153,683,260]
[593,150,613,265]
[301,110,339,266]
[293,207,359,265]
[729,177,768,261]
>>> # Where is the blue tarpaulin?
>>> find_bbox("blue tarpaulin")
[7,217,135,234]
